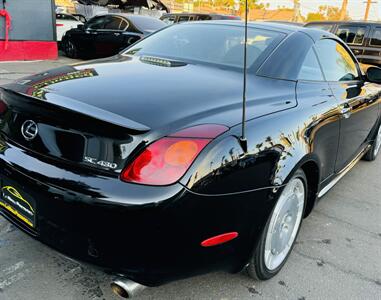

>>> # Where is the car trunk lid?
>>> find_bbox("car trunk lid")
[0,88,149,174]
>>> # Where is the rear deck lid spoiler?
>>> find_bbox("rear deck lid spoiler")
[1,87,150,132]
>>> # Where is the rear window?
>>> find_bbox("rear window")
[129,16,165,32]
[124,24,284,70]
[336,25,367,45]
[370,27,381,47]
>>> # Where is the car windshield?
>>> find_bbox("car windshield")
[123,24,284,69]
[129,16,166,32]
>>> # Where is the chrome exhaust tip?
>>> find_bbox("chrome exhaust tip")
[111,278,147,298]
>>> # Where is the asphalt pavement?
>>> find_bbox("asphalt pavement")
[0,59,380,300]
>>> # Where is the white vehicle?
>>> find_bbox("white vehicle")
[56,13,83,42]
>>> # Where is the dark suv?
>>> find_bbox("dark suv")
[160,13,240,25]
[304,21,381,66]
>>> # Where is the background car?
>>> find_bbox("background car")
[77,0,169,12]
[304,21,381,66]
[56,13,83,42]
[62,13,166,58]
[160,13,240,25]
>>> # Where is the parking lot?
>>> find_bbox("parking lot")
[0,59,380,300]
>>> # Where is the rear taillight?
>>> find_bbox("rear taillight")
[56,23,64,27]
[120,124,228,186]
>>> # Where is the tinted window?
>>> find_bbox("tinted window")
[124,24,284,69]
[336,25,366,45]
[198,15,212,21]
[371,27,381,46]
[178,16,190,23]
[305,23,333,32]
[298,48,324,81]
[86,16,106,30]
[128,16,165,32]
[315,39,359,82]
[120,19,129,30]
[104,16,122,30]
[161,16,176,25]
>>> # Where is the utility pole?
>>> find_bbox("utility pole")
[364,0,377,21]
[293,0,301,22]
[339,0,349,20]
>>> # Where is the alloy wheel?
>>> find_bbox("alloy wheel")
[264,177,305,271]
[65,40,76,58]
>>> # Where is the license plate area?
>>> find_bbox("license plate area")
[0,179,36,229]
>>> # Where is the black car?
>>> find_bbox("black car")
[304,21,381,66]
[160,13,240,25]
[78,0,169,12]
[62,13,166,59]
[1,22,381,297]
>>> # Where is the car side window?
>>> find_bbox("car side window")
[370,27,381,47]
[104,16,122,30]
[198,15,212,21]
[315,39,359,82]
[336,25,367,45]
[298,48,324,81]
[178,16,190,23]
[86,16,106,30]
[120,19,129,30]
[162,16,175,25]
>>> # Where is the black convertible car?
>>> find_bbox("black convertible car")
[62,14,166,59]
[0,22,381,297]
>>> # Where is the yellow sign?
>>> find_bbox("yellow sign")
[0,186,35,228]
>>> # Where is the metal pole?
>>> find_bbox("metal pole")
[365,0,371,20]
[340,0,349,20]
[240,0,248,152]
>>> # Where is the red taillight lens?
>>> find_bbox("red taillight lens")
[121,138,210,185]
[56,23,64,27]
[120,124,228,186]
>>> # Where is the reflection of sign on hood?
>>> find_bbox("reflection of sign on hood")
[25,68,98,98]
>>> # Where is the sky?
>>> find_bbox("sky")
[258,0,380,21]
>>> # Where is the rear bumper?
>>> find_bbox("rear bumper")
[0,139,260,286]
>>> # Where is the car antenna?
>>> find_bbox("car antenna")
[239,0,249,153]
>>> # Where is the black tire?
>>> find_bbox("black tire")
[363,122,381,161]
[63,38,79,59]
[247,169,307,280]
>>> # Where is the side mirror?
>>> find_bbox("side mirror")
[366,66,381,84]
[77,24,84,30]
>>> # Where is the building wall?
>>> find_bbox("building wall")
[0,0,57,60]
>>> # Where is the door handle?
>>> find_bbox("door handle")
[114,32,121,36]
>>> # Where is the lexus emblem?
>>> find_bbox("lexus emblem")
[21,120,38,141]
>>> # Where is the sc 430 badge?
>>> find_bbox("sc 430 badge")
[84,156,118,169]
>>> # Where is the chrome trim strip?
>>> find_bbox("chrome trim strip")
[318,145,371,198]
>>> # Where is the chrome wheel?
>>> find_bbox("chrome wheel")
[264,178,305,271]
[374,125,381,157]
